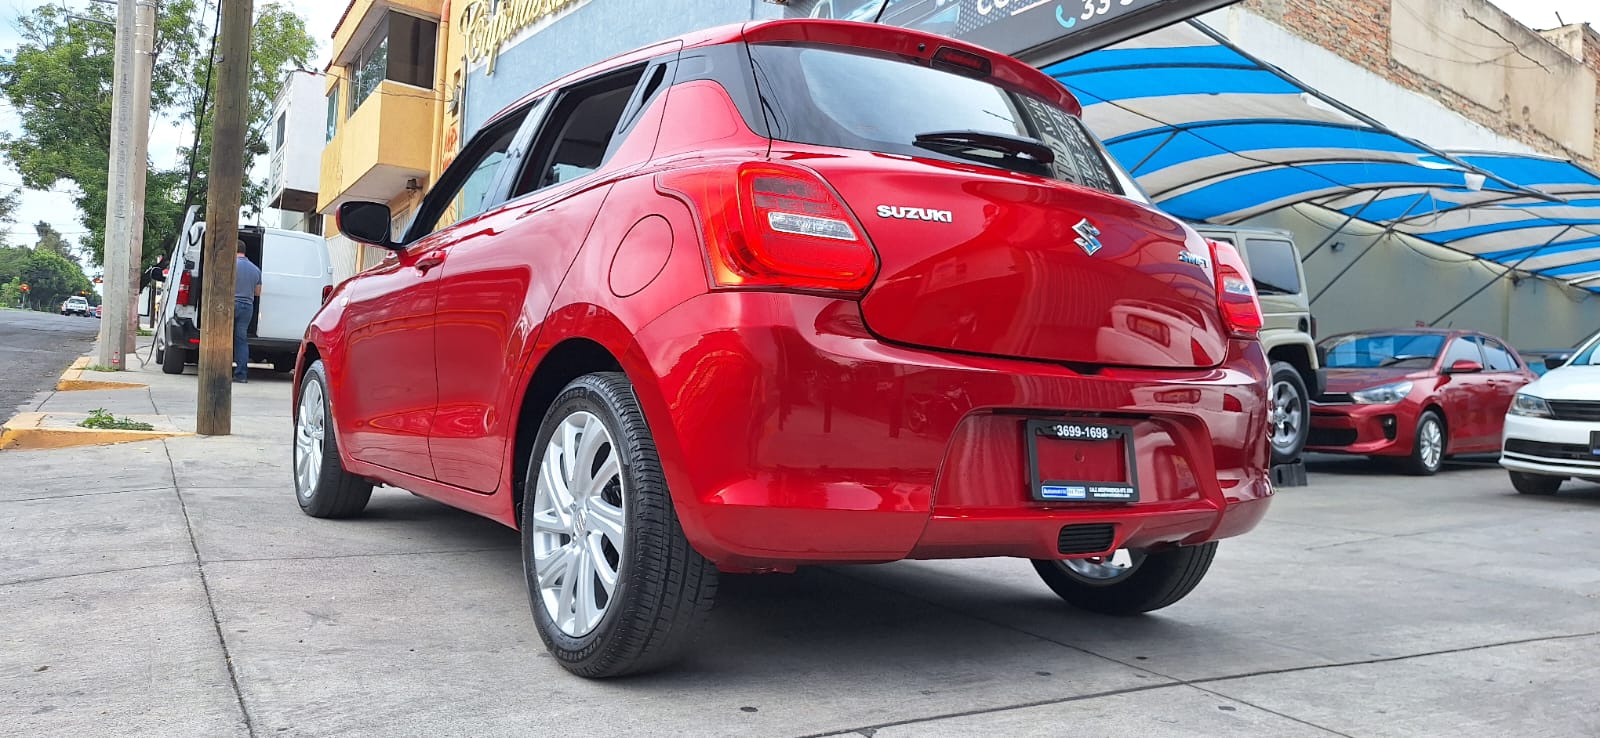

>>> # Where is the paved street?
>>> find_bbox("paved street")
[0,309,99,416]
[3,355,1599,737]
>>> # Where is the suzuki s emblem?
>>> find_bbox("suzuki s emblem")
[1073,218,1103,256]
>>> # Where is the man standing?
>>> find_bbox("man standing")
[233,240,262,383]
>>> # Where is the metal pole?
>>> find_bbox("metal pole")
[1429,224,1576,327]
[95,0,154,370]
[196,0,254,436]
[1301,188,1385,262]
[1309,193,1428,304]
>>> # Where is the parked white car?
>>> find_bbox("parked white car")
[153,206,333,375]
[1501,331,1600,495]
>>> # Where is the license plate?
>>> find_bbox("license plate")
[1026,420,1139,503]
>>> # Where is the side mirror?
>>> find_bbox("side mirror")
[337,201,398,250]
[1446,359,1484,374]
[1544,353,1570,371]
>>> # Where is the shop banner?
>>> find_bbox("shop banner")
[786,0,1239,64]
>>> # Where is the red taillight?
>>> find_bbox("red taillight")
[1207,239,1263,338]
[176,270,194,306]
[658,162,878,295]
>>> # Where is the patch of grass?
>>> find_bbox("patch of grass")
[137,328,154,336]
[83,364,121,372]
[78,408,154,432]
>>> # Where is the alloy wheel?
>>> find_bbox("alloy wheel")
[532,411,627,638]
[1056,548,1146,583]
[1418,418,1443,471]
[1269,378,1304,454]
[294,381,325,498]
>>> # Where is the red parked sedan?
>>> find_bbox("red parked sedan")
[292,19,1272,677]
[1308,329,1536,474]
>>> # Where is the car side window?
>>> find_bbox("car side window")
[508,64,650,197]
[1243,238,1302,296]
[406,107,531,242]
[1442,337,1482,368]
[1476,337,1519,372]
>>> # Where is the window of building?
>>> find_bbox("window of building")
[274,113,286,151]
[325,86,338,142]
[350,31,388,112]
[347,12,438,115]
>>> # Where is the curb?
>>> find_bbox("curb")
[0,412,190,451]
[55,357,148,392]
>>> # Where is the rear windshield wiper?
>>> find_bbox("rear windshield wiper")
[913,130,1055,175]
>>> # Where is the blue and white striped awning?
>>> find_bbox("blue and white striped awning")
[1319,153,1600,283]
[1043,22,1600,289]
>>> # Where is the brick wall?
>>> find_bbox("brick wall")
[1241,0,1600,164]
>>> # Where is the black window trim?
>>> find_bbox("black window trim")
[400,99,547,246]
[1473,335,1522,372]
[506,60,659,202]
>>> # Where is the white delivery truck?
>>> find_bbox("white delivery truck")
[153,206,334,375]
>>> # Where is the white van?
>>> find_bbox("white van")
[153,206,333,375]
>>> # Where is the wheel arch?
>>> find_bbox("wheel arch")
[1266,342,1316,392]
[510,337,628,522]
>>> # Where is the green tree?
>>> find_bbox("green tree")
[0,1,316,269]
[33,220,68,257]
[0,188,18,248]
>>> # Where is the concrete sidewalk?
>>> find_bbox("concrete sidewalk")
[4,343,1600,737]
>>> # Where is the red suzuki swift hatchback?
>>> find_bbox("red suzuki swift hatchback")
[295,19,1272,677]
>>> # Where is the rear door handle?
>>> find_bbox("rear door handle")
[414,252,446,274]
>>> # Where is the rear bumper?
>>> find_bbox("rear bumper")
[1501,414,1600,479]
[1307,401,1414,456]
[164,317,200,350]
[625,292,1272,570]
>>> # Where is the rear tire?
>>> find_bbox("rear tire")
[1268,362,1310,464]
[1510,471,1563,496]
[523,372,717,678]
[160,341,187,375]
[1405,410,1445,476]
[1032,543,1218,615]
[293,359,372,518]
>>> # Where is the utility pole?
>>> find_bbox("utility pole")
[196,0,253,436]
[95,0,155,370]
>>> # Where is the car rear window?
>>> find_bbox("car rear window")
[747,43,1126,195]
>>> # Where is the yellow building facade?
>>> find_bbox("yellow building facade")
[318,0,467,280]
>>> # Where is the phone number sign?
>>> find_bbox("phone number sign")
[875,0,1239,64]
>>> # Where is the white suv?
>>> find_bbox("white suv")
[61,296,90,316]
[1501,331,1600,495]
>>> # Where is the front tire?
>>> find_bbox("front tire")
[1268,362,1310,464]
[1032,543,1218,615]
[293,359,372,518]
[1510,471,1564,495]
[523,373,717,678]
[1405,410,1446,476]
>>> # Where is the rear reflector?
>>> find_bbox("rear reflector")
[1207,239,1263,338]
[175,269,194,307]
[658,162,878,295]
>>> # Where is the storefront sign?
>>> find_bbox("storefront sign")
[787,0,1239,64]
[461,0,584,74]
